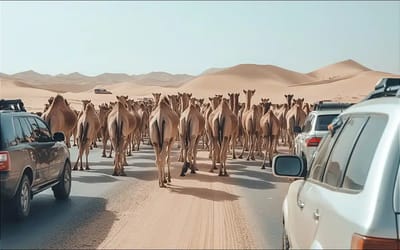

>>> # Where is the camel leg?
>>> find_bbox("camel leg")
[232,134,237,160]
[220,137,229,176]
[161,146,167,184]
[102,134,107,157]
[167,141,173,182]
[269,136,276,166]
[193,137,200,171]
[154,145,164,187]
[261,137,267,169]
[180,137,189,176]
[239,133,247,159]
[209,139,217,172]
[73,144,81,171]
[246,134,253,161]
[178,136,184,162]
[108,144,113,158]
[127,135,132,156]
[85,146,90,170]
[79,146,84,171]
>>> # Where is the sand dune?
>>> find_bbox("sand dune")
[1,59,399,112]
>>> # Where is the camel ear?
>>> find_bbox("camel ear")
[252,89,256,93]
[209,97,212,101]
[301,98,304,101]
[243,90,247,94]
[284,94,287,98]
[178,92,182,96]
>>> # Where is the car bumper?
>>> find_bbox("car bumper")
[0,172,17,200]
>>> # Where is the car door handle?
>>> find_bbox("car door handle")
[297,199,305,209]
[313,209,320,221]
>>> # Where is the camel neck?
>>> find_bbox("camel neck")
[246,95,252,111]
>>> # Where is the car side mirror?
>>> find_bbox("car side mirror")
[53,132,65,142]
[272,155,305,178]
[294,126,302,134]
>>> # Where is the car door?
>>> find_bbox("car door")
[295,114,314,157]
[15,116,47,186]
[34,117,65,180]
[289,116,345,248]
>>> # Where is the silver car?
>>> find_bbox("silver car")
[273,78,400,249]
[294,109,342,170]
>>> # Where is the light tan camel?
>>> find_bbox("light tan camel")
[178,92,192,113]
[303,103,312,115]
[107,96,137,176]
[240,89,260,160]
[152,93,161,108]
[260,101,280,169]
[126,99,141,155]
[73,101,101,171]
[99,104,112,158]
[168,94,180,116]
[228,92,240,159]
[273,103,289,147]
[209,98,238,176]
[137,103,150,144]
[179,103,205,176]
[149,96,179,187]
[42,94,77,148]
[205,95,222,162]
[286,98,307,153]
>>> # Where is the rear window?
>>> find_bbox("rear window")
[315,114,339,131]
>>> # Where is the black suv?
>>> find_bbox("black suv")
[0,99,71,219]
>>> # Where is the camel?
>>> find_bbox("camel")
[239,89,260,160]
[137,103,150,144]
[73,101,101,171]
[168,94,180,116]
[149,96,179,187]
[285,94,294,109]
[208,98,238,176]
[260,101,280,169]
[42,94,77,148]
[303,103,312,115]
[99,104,112,158]
[178,92,192,113]
[126,99,141,154]
[179,103,205,176]
[107,96,137,176]
[286,98,307,153]
[205,95,222,162]
[228,92,240,159]
[152,93,161,108]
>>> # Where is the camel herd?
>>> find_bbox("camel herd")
[37,90,311,188]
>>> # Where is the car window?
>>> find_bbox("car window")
[29,117,51,142]
[323,116,369,187]
[303,114,314,133]
[19,117,36,143]
[341,115,388,190]
[315,114,339,131]
[12,117,24,145]
[308,116,347,181]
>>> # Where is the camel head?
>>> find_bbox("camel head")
[84,102,95,112]
[243,89,256,96]
[44,103,50,112]
[116,96,129,108]
[262,101,272,114]
[293,98,304,108]
[284,94,294,107]
[48,96,54,105]
[152,93,161,105]
[260,98,270,104]
[52,94,66,105]
[81,99,91,110]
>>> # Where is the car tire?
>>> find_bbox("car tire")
[13,174,31,220]
[52,161,71,200]
[282,225,290,250]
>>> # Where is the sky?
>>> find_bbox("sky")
[1,1,399,76]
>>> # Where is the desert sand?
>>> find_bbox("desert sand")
[1,59,399,112]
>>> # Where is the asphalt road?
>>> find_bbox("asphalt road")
[0,142,290,249]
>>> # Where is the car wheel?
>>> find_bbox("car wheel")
[52,161,71,200]
[13,174,31,220]
[282,225,290,250]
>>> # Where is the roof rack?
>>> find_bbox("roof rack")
[364,78,400,101]
[0,99,27,112]
[313,101,354,111]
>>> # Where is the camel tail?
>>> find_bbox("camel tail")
[154,119,165,150]
[185,119,191,147]
[80,122,89,145]
[218,116,225,146]
[114,120,123,150]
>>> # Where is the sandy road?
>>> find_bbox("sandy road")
[98,151,256,249]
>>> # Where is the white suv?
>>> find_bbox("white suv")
[294,109,342,170]
[273,78,400,249]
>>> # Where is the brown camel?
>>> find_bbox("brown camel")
[179,103,205,176]
[228,92,240,159]
[73,101,100,171]
[152,93,161,108]
[107,96,137,176]
[42,94,77,148]
[99,104,112,158]
[260,101,280,169]
[168,94,180,116]
[284,94,294,109]
[208,98,238,176]
[205,95,222,162]
[286,98,307,153]
[240,89,260,160]
[149,96,179,187]
[178,92,192,113]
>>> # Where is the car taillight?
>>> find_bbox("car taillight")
[0,151,10,171]
[351,233,399,249]
[306,137,321,147]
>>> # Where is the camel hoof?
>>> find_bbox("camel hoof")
[261,165,266,169]
[251,156,255,161]
[72,167,77,171]
[86,167,91,170]
[213,166,218,170]
[238,156,243,159]
[112,172,118,176]
[209,169,214,173]
[224,172,229,177]
[218,172,224,176]
[180,173,186,177]
[79,168,84,171]
[120,172,127,176]
[168,177,171,182]
[233,156,236,160]
[164,179,168,184]
[108,155,112,158]
[101,154,106,158]
[190,170,196,174]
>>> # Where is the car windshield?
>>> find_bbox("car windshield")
[315,114,339,131]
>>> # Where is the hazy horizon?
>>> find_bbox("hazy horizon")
[1,1,399,76]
